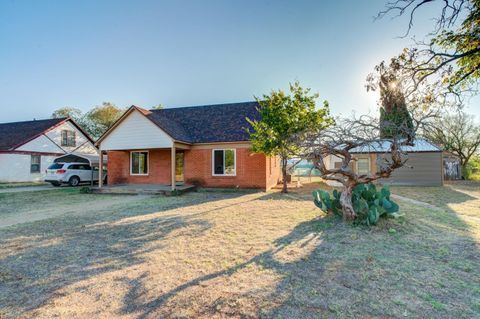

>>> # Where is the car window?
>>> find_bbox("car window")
[79,165,91,170]
[48,163,65,170]
[68,164,79,170]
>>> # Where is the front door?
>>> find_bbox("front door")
[175,152,184,183]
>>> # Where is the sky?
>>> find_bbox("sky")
[0,0,478,122]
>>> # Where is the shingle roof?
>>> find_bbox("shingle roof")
[146,101,260,143]
[0,118,66,151]
[350,138,442,153]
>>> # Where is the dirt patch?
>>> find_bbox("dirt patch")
[0,192,150,228]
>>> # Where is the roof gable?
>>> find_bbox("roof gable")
[99,108,173,150]
[0,118,67,151]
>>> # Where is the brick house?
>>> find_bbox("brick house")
[95,102,281,191]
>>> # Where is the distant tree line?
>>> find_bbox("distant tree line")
[51,102,124,140]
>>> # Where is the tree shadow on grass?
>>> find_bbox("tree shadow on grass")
[120,189,480,319]
[0,191,255,318]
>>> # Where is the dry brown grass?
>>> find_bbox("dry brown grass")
[0,183,479,318]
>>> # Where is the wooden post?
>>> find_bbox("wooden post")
[171,146,176,191]
[99,150,104,188]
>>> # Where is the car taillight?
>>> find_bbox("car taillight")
[56,169,66,173]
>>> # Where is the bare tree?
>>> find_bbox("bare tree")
[302,116,416,220]
[425,110,480,175]
[301,59,437,221]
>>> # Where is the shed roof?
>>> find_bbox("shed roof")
[350,138,442,153]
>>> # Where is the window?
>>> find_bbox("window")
[69,164,91,170]
[131,151,149,175]
[334,161,354,171]
[357,158,370,175]
[48,163,64,170]
[30,155,41,173]
[61,130,76,147]
[212,149,236,176]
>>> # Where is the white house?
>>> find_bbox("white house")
[0,117,97,182]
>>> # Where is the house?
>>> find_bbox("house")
[0,118,97,182]
[95,102,281,191]
[325,138,444,186]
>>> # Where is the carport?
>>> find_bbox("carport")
[54,153,106,186]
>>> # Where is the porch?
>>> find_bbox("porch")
[98,142,190,191]
[92,183,196,195]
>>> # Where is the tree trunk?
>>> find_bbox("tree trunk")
[340,183,356,221]
[281,157,288,193]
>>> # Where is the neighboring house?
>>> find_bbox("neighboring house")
[95,102,281,190]
[0,118,97,182]
[325,139,444,186]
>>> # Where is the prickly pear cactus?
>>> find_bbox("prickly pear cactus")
[312,183,401,225]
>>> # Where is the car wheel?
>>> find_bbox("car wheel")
[69,176,80,187]
[50,182,61,187]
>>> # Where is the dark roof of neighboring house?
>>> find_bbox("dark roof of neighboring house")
[0,118,67,151]
[145,101,260,143]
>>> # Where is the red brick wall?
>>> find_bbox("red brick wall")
[184,147,268,189]
[265,155,281,190]
[107,147,280,190]
[107,149,171,185]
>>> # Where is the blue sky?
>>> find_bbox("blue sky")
[0,0,478,122]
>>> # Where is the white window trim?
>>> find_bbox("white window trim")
[212,149,236,176]
[130,150,149,176]
[356,157,370,175]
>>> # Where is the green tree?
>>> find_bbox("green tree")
[246,82,334,193]
[51,107,83,122]
[84,102,124,139]
[367,60,415,140]
[378,0,480,93]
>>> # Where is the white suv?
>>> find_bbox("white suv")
[44,162,106,187]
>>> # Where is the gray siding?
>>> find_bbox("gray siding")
[378,152,443,186]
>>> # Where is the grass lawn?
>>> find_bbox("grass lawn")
[0,181,48,189]
[0,183,479,318]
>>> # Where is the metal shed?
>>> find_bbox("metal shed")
[351,139,444,186]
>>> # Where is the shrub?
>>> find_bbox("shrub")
[312,183,402,225]
[79,186,92,194]
[185,178,206,187]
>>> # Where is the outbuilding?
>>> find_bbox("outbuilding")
[326,139,444,186]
